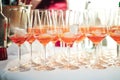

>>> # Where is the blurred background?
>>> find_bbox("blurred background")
[1,0,120,10]
[1,0,120,50]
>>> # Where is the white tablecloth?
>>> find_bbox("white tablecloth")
[0,41,120,80]
[1,60,120,80]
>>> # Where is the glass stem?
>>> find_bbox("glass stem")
[76,42,82,62]
[30,44,33,65]
[76,42,79,61]
[53,43,55,56]
[117,44,120,58]
[94,44,98,59]
[80,40,85,56]
[43,45,47,66]
[94,43,101,61]
[52,43,56,61]
[60,40,63,48]
[18,45,22,69]
[67,44,71,66]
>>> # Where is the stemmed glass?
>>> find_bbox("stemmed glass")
[74,11,88,67]
[60,10,79,70]
[86,10,108,69]
[108,9,120,67]
[26,10,36,67]
[29,9,45,67]
[54,10,68,63]
[8,8,31,72]
[46,10,64,67]
[34,9,55,71]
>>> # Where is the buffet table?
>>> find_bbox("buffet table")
[0,42,120,80]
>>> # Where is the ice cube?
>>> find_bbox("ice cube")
[70,24,79,34]
[14,28,27,36]
[64,32,75,38]
[114,30,120,36]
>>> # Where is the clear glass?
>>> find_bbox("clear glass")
[26,10,36,68]
[33,9,55,71]
[108,9,120,67]
[28,10,46,67]
[8,8,31,72]
[59,10,80,70]
[45,10,64,68]
[73,11,88,67]
[86,9,108,69]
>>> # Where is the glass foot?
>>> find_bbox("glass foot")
[91,63,107,69]
[48,61,63,68]
[59,64,79,70]
[31,62,41,67]
[34,65,55,71]
[19,65,31,72]
[115,59,120,67]
[8,65,31,72]
[8,66,19,72]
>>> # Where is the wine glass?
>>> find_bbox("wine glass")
[34,9,55,71]
[55,10,68,64]
[86,9,108,69]
[28,9,45,67]
[108,9,120,67]
[73,11,88,67]
[8,8,31,72]
[26,10,37,67]
[45,10,64,68]
[59,10,79,70]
